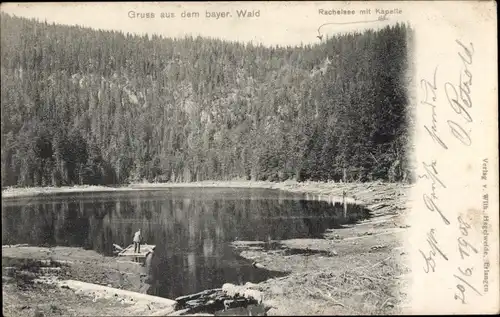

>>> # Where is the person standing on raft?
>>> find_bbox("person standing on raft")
[133,229,142,253]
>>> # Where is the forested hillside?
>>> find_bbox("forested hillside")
[1,14,414,187]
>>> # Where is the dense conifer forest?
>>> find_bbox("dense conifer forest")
[1,14,414,187]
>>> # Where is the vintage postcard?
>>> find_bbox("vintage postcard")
[1,1,498,316]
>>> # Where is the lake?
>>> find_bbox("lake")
[1,187,371,299]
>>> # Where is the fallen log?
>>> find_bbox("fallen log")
[39,259,73,266]
[222,283,263,303]
[2,243,30,248]
[39,267,62,273]
[113,244,124,251]
[175,288,222,305]
[174,285,262,315]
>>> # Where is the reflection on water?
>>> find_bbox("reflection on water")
[1,187,371,298]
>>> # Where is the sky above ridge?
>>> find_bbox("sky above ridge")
[1,2,403,47]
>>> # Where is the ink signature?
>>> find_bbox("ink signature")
[418,160,450,225]
[419,228,448,273]
[420,40,474,149]
[418,39,479,306]
[446,40,474,147]
[421,67,448,150]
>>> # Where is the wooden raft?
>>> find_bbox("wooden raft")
[117,244,155,260]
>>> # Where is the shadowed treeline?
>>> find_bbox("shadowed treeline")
[2,188,370,297]
[1,13,414,186]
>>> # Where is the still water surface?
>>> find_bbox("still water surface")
[2,187,371,298]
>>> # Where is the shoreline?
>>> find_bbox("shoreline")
[1,180,412,209]
[2,181,413,223]
[2,181,413,315]
[2,181,281,196]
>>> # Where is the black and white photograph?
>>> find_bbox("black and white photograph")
[1,2,498,316]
